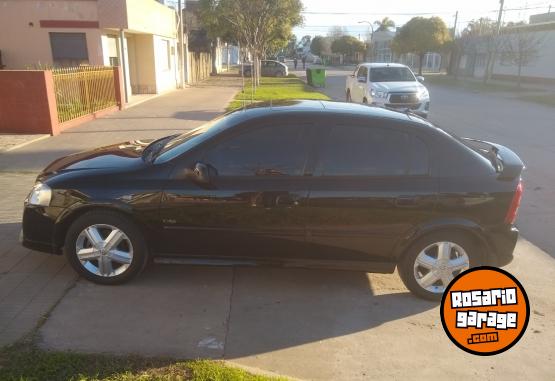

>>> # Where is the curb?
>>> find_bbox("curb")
[1,135,50,153]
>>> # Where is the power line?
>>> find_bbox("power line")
[300,5,551,16]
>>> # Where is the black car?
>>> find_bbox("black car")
[21,101,524,300]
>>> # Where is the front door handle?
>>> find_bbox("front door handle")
[395,196,418,207]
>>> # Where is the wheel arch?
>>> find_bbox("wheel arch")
[53,203,146,253]
[393,218,493,265]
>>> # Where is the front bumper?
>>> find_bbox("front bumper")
[21,205,63,255]
[373,98,430,117]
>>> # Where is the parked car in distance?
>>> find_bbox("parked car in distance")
[242,60,288,77]
[346,63,430,118]
[21,100,524,300]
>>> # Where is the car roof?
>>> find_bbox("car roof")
[358,62,410,69]
[229,100,433,128]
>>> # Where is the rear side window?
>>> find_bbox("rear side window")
[409,135,430,175]
[202,124,309,176]
[315,125,410,176]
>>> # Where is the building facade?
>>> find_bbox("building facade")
[0,0,183,101]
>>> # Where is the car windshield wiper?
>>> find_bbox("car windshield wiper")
[142,134,180,163]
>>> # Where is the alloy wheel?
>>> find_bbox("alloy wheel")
[75,224,134,277]
[413,241,469,294]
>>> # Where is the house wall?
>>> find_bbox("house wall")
[128,34,157,94]
[126,0,177,38]
[493,30,555,80]
[0,0,103,69]
[153,35,178,93]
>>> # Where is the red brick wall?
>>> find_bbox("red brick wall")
[0,71,58,135]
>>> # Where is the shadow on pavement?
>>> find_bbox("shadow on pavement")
[38,261,435,360]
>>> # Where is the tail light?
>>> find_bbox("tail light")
[505,180,523,225]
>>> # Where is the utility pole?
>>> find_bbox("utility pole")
[453,11,458,39]
[178,0,185,88]
[485,0,504,83]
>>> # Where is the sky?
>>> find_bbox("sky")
[292,0,554,39]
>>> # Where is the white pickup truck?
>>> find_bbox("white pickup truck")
[345,63,430,118]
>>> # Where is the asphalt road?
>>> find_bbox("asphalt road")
[297,65,555,258]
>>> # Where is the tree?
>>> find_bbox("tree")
[286,35,297,57]
[327,26,347,40]
[198,0,303,86]
[331,35,366,62]
[392,16,451,75]
[375,17,395,32]
[499,27,544,87]
[310,36,326,56]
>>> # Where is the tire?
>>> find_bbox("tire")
[346,90,352,102]
[398,231,482,301]
[64,210,148,285]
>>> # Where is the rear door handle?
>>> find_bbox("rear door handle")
[395,196,418,206]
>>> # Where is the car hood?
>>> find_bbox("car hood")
[38,139,153,181]
[371,81,426,93]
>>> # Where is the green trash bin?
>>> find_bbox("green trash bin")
[311,68,326,88]
[306,68,313,86]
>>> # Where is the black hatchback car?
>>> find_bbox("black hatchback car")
[21,101,524,300]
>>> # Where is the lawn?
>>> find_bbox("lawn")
[227,75,330,111]
[518,93,555,108]
[0,343,287,381]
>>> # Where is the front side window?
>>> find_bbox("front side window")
[357,66,368,80]
[50,32,89,67]
[315,125,413,176]
[202,125,309,176]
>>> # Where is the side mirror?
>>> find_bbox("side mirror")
[190,162,217,187]
[416,76,425,83]
[357,76,367,83]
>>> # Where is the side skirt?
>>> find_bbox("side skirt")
[152,255,397,274]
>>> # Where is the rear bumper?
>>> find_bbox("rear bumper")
[486,225,519,267]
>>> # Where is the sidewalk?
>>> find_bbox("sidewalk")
[0,77,240,173]
[0,76,240,348]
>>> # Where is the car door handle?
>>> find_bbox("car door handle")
[395,196,418,206]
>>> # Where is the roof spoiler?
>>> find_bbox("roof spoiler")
[462,138,525,180]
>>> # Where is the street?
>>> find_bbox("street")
[297,64,555,258]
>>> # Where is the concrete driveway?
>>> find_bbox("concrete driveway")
[2,70,554,380]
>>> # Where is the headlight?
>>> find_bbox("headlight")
[25,183,52,206]
[418,88,429,99]
[370,89,387,98]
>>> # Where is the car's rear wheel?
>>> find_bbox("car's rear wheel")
[64,211,148,285]
[399,232,480,301]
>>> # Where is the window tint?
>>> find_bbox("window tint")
[357,66,368,79]
[202,125,309,176]
[50,33,88,67]
[316,125,410,176]
[409,136,430,175]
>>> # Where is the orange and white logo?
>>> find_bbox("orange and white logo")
[440,266,529,355]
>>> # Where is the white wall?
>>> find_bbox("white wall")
[153,35,178,93]
[493,30,555,80]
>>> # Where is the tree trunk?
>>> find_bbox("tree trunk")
[418,53,424,76]
[517,62,522,89]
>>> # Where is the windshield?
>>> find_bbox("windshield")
[153,113,236,163]
[370,67,416,82]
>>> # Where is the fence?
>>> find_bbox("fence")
[188,52,212,84]
[52,66,118,123]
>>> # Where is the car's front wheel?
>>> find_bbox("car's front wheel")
[64,211,148,285]
[399,232,480,300]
